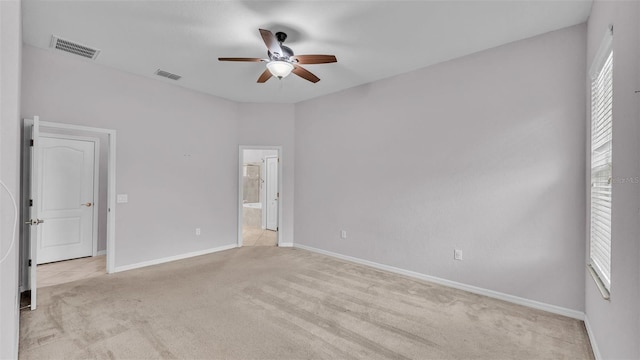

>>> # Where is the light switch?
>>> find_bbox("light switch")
[117,194,128,203]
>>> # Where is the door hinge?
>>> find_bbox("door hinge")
[28,259,32,267]
[276,227,279,232]
[29,199,33,207]
[30,139,34,147]
[277,192,279,198]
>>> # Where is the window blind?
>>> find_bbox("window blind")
[590,49,613,290]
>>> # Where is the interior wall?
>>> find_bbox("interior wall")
[237,104,295,245]
[21,45,240,269]
[0,0,22,358]
[585,1,640,359]
[294,24,587,311]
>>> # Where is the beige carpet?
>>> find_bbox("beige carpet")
[19,247,593,359]
[242,227,277,246]
[37,255,106,288]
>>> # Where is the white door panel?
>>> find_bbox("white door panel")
[28,117,41,310]
[42,146,84,210]
[37,136,95,264]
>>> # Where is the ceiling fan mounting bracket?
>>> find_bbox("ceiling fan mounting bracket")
[275,31,287,43]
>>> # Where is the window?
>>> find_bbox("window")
[589,29,613,296]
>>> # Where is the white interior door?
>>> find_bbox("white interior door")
[37,135,96,264]
[27,117,41,310]
[265,156,278,231]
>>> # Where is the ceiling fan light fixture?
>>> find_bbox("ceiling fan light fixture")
[266,61,294,79]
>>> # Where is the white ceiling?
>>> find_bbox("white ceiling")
[22,1,592,104]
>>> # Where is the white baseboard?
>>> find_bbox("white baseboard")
[114,244,237,273]
[278,242,293,247]
[294,244,585,320]
[584,315,602,360]
[96,250,106,256]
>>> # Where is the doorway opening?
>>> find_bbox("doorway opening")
[238,147,281,247]
[21,117,116,310]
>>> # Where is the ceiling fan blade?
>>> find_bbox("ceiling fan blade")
[291,55,337,64]
[218,57,264,62]
[292,64,320,83]
[259,29,283,57]
[257,69,273,83]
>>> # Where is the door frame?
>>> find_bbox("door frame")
[38,132,101,259]
[237,146,282,247]
[22,119,117,285]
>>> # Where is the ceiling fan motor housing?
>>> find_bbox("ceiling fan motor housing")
[268,45,294,61]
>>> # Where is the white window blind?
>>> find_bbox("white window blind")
[590,46,613,291]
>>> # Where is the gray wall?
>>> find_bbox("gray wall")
[0,0,22,358]
[585,1,640,359]
[294,24,587,311]
[22,45,240,268]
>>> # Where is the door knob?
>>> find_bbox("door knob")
[81,202,92,207]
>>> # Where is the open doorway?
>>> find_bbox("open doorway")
[238,147,281,247]
[21,118,116,310]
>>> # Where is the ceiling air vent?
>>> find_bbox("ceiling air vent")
[50,35,100,60]
[155,69,182,81]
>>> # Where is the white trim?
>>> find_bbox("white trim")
[96,250,106,256]
[114,244,237,273]
[238,146,283,247]
[584,315,602,360]
[39,121,115,135]
[261,161,267,230]
[278,242,293,247]
[107,131,116,274]
[294,244,585,320]
[589,25,613,77]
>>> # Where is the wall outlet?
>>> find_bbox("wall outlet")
[116,194,128,203]
[340,230,347,239]
[195,228,201,236]
[454,249,463,260]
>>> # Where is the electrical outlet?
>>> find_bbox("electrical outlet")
[454,249,463,260]
[340,230,347,239]
[195,228,201,236]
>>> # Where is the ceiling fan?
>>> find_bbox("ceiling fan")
[218,29,337,83]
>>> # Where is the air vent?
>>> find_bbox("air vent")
[155,69,182,81]
[50,35,100,60]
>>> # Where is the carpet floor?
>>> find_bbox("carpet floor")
[19,247,593,359]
